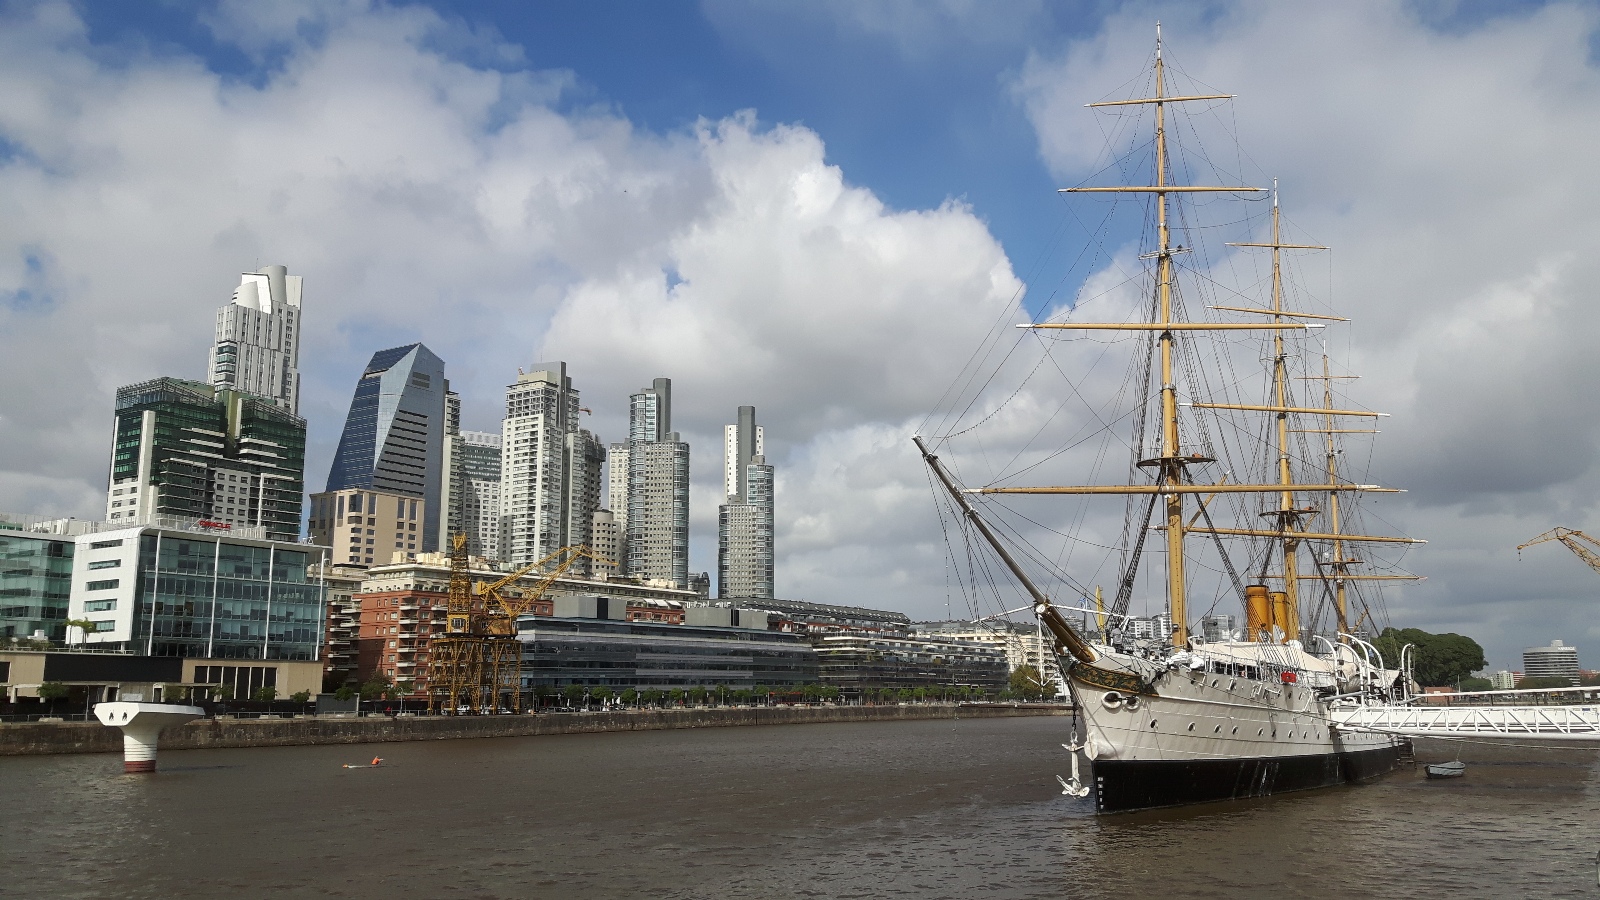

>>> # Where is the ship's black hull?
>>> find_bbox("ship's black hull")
[1091,743,1402,813]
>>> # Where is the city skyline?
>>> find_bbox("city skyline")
[2,3,1598,670]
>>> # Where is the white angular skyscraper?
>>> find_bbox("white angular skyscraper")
[719,406,774,599]
[500,362,605,572]
[208,265,302,414]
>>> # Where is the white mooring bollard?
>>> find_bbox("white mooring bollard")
[93,702,204,773]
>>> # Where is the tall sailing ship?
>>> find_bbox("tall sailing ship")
[917,28,1423,813]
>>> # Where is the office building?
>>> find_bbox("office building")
[620,378,689,588]
[206,265,303,415]
[308,489,425,568]
[1488,670,1517,690]
[313,560,366,689]
[0,517,74,643]
[1523,640,1580,685]
[718,405,774,599]
[731,597,910,635]
[518,616,816,695]
[325,344,447,552]
[500,363,605,572]
[67,519,325,660]
[103,378,306,541]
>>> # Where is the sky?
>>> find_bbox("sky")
[0,0,1596,672]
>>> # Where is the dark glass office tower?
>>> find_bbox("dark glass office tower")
[326,344,448,552]
[103,378,307,542]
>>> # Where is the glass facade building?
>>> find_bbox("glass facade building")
[103,378,307,542]
[326,344,448,552]
[518,616,817,692]
[70,525,324,660]
[0,527,73,641]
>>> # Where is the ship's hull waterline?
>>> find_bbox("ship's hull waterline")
[1068,655,1406,813]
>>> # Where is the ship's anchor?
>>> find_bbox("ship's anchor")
[1057,742,1090,798]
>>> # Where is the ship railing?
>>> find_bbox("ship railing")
[1395,684,1600,707]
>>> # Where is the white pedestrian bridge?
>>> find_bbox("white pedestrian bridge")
[1333,685,1600,741]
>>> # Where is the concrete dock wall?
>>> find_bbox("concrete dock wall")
[0,703,1068,756]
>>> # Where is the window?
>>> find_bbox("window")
[91,620,116,632]
[86,579,119,591]
[87,559,120,570]
[87,599,117,612]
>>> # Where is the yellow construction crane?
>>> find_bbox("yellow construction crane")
[1517,527,1600,578]
[426,535,608,714]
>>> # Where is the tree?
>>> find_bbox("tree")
[1009,665,1046,701]
[290,690,312,704]
[1582,673,1600,687]
[63,617,97,647]
[1372,628,1486,687]
[668,688,684,706]
[395,680,416,697]
[562,684,587,708]
[360,674,392,701]
[1457,677,1492,692]
[912,687,928,703]
[36,682,68,713]
[688,686,707,706]
[620,688,638,707]
[334,686,357,702]
[591,686,614,708]
[252,686,277,702]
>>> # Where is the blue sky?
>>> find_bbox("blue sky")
[4,0,1600,670]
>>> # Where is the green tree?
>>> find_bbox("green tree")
[1009,665,1046,701]
[591,686,614,708]
[688,686,707,706]
[1581,673,1600,687]
[821,685,840,703]
[359,674,392,701]
[897,688,912,702]
[912,687,928,703]
[668,688,684,706]
[395,680,416,697]
[562,684,587,708]
[290,690,312,704]
[1372,628,1487,687]
[714,684,728,705]
[252,686,277,702]
[1457,677,1492,692]
[620,688,638,707]
[36,682,68,712]
[1518,675,1574,689]
[63,617,97,646]
[334,685,357,702]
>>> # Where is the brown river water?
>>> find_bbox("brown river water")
[2,716,1596,899]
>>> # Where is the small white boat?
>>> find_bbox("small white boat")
[1425,760,1465,779]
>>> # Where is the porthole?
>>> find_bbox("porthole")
[1187,723,1196,731]
[1232,727,1238,734]
[1258,728,1264,736]
[1150,720,1159,729]
[1214,725,1222,733]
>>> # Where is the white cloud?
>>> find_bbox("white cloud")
[0,0,1020,615]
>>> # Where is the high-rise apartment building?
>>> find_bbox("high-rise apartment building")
[103,378,307,542]
[308,489,425,568]
[1523,639,1580,685]
[621,378,690,588]
[207,265,303,415]
[325,344,448,552]
[500,363,604,572]
[454,431,503,560]
[591,510,620,577]
[719,406,774,599]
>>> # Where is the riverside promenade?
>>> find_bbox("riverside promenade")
[0,702,1068,756]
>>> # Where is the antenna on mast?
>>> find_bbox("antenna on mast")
[1156,21,1162,59]
[1273,177,1279,208]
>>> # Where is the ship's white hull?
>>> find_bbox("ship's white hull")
[1069,653,1404,812]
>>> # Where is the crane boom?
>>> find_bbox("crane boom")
[1517,527,1600,577]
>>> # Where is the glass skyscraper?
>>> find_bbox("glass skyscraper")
[103,378,307,542]
[619,378,690,588]
[326,343,448,552]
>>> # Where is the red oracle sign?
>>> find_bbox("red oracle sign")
[197,520,233,530]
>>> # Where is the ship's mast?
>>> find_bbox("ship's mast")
[1320,348,1350,635]
[967,25,1411,652]
[1151,26,1190,646]
[1268,186,1304,641]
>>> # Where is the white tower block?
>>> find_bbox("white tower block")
[94,702,204,773]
